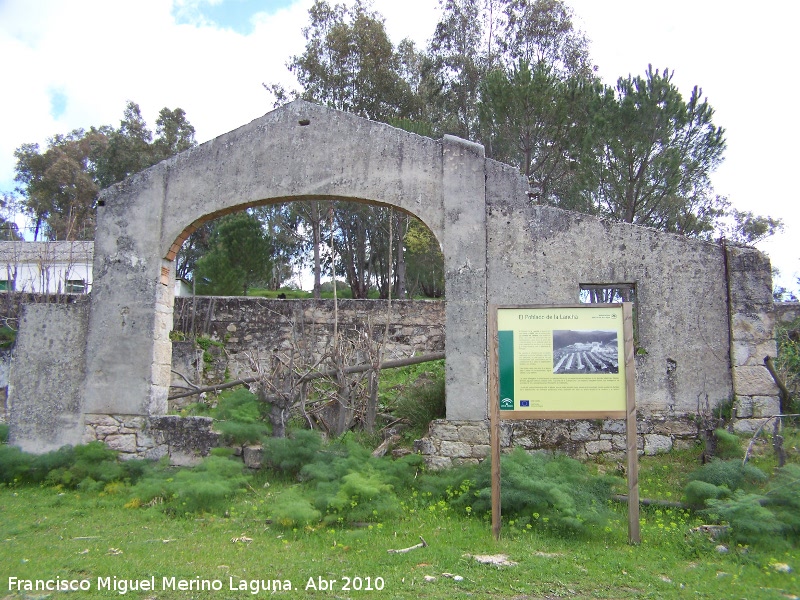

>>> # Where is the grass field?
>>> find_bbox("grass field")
[2,440,798,600]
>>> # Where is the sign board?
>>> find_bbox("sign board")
[496,305,627,419]
[488,303,639,544]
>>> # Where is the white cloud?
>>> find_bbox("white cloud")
[1,0,797,290]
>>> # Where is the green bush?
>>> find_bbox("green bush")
[683,479,730,508]
[269,487,322,527]
[389,362,446,434]
[686,459,767,492]
[704,490,785,547]
[263,429,323,475]
[764,464,800,540]
[713,429,743,460]
[0,442,147,489]
[0,423,8,444]
[189,388,271,444]
[127,454,248,516]
[420,449,621,537]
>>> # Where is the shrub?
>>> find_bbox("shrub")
[683,480,730,509]
[704,490,785,547]
[712,429,743,460]
[686,459,766,492]
[127,454,248,517]
[263,429,323,475]
[269,487,322,527]
[389,363,446,434]
[764,464,800,541]
[420,449,621,537]
[0,423,8,444]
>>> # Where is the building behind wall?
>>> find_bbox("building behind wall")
[0,241,93,294]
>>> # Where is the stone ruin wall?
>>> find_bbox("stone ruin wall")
[168,297,445,407]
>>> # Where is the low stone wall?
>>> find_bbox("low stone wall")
[169,297,445,392]
[83,414,219,466]
[415,416,732,469]
[775,302,800,325]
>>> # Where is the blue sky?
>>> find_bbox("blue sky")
[1,0,798,292]
[172,0,298,34]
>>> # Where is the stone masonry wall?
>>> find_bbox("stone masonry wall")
[414,417,699,469]
[727,246,781,433]
[169,298,445,395]
[83,414,219,466]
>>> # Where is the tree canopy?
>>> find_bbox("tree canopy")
[12,101,196,241]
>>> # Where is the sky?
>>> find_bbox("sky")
[1,0,798,293]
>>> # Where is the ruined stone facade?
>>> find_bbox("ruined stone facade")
[5,101,780,463]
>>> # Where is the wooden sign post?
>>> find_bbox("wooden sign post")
[488,304,639,544]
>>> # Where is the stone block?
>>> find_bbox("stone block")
[610,435,627,451]
[423,456,453,471]
[413,437,437,455]
[95,426,120,436]
[733,366,779,396]
[87,415,120,427]
[570,420,600,442]
[585,440,613,454]
[602,419,626,434]
[471,444,491,458]
[440,440,472,458]
[243,445,263,469]
[731,312,775,343]
[459,424,490,445]
[652,418,696,437]
[733,418,769,435]
[428,422,460,441]
[751,396,780,418]
[105,433,137,453]
[734,396,754,418]
[732,340,778,367]
[644,434,672,455]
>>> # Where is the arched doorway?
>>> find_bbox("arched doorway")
[82,101,488,423]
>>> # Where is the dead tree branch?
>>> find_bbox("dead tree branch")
[168,351,445,401]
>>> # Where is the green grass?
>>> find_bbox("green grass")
[1,484,798,598]
[2,447,799,599]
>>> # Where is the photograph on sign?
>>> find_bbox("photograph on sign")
[496,305,627,416]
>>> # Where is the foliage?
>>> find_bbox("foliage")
[262,429,324,475]
[0,441,146,489]
[288,0,415,122]
[403,218,444,298]
[704,490,785,548]
[584,66,727,236]
[420,448,620,537]
[296,436,424,526]
[774,316,800,415]
[387,362,446,435]
[0,325,16,349]
[478,60,590,207]
[686,459,767,492]
[127,453,248,517]
[0,422,8,444]
[765,464,800,539]
[13,101,195,241]
[194,211,273,295]
[187,388,271,444]
[268,486,322,527]
[712,428,743,460]
[681,458,800,547]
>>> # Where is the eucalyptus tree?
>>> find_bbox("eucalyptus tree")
[14,101,197,242]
